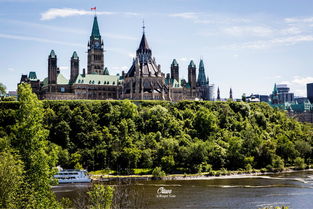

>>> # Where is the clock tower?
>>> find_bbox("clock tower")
[87,16,104,75]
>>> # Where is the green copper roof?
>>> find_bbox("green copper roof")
[189,60,196,68]
[50,50,56,58]
[165,78,181,88]
[57,73,69,85]
[71,51,79,59]
[74,74,120,86]
[91,16,101,38]
[197,59,207,86]
[42,73,69,87]
[28,71,37,80]
[171,59,178,67]
[103,67,109,75]
[273,83,278,94]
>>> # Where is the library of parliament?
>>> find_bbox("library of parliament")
[20,16,214,101]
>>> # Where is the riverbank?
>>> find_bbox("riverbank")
[90,168,313,182]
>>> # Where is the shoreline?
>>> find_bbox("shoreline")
[90,168,313,182]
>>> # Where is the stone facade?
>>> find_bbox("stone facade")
[19,16,214,101]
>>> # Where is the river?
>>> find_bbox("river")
[52,170,313,209]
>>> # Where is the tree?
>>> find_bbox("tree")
[0,151,24,209]
[12,83,60,208]
[0,83,6,95]
[88,184,114,209]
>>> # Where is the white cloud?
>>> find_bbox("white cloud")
[128,53,136,58]
[277,76,313,97]
[59,66,69,71]
[103,33,136,41]
[226,35,313,49]
[41,8,115,20]
[285,17,313,23]
[223,26,273,37]
[41,8,140,20]
[8,68,15,72]
[111,66,128,71]
[179,57,188,62]
[0,33,84,47]
[292,76,313,85]
[169,12,199,20]
[169,12,250,25]
[280,27,302,35]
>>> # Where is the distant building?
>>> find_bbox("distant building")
[307,83,313,103]
[270,83,294,104]
[246,94,269,103]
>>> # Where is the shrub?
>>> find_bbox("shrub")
[152,167,166,178]
[294,157,306,170]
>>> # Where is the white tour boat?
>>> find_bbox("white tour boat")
[54,169,92,183]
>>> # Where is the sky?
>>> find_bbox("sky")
[0,0,313,99]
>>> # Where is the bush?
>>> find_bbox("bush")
[152,167,166,178]
[87,184,114,209]
[272,156,284,172]
[294,157,306,170]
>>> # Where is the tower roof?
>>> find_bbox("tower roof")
[189,60,196,68]
[91,16,101,39]
[50,50,56,58]
[273,83,278,94]
[197,59,207,86]
[171,59,178,67]
[71,51,79,59]
[138,33,150,51]
[199,59,204,68]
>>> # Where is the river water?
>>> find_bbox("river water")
[52,170,313,209]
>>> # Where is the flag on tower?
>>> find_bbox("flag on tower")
[91,7,96,11]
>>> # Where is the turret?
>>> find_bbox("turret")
[48,50,57,85]
[197,59,207,86]
[171,59,179,82]
[70,51,79,84]
[229,88,233,100]
[188,60,197,89]
[217,87,221,101]
[136,30,152,64]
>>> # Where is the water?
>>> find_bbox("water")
[52,170,313,209]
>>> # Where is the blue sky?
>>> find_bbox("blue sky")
[1,0,313,98]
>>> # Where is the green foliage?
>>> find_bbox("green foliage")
[1,98,313,177]
[0,151,24,209]
[152,167,166,178]
[294,157,306,170]
[87,184,114,209]
[272,156,285,171]
[0,83,6,95]
[10,83,61,208]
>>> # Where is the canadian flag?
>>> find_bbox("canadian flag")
[91,7,96,11]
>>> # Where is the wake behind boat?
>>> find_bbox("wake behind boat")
[54,169,92,184]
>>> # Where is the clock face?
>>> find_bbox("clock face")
[95,41,100,48]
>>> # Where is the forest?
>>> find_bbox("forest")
[1,85,312,176]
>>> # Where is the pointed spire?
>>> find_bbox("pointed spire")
[136,23,152,62]
[273,83,278,95]
[217,87,221,101]
[91,16,101,39]
[197,59,207,86]
[230,88,233,100]
[138,32,150,51]
[49,50,56,58]
[103,67,109,75]
[71,51,79,59]
[189,60,196,68]
[172,59,178,67]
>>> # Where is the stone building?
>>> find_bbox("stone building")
[19,16,214,101]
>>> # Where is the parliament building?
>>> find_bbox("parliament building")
[20,16,214,101]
